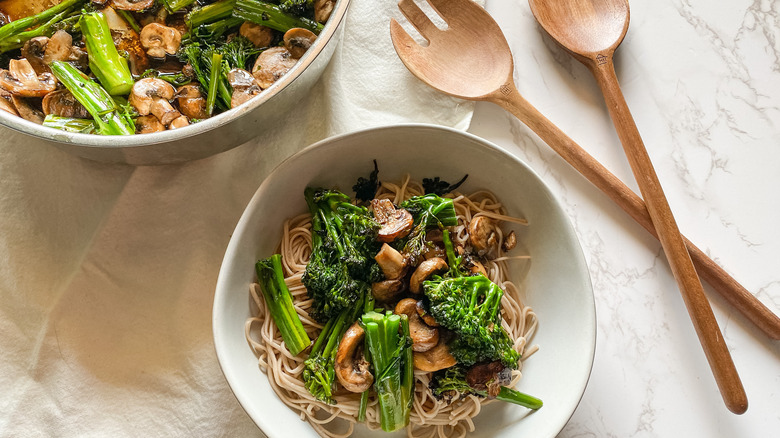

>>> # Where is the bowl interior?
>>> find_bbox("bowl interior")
[214,124,596,438]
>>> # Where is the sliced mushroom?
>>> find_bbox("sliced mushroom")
[0,90,18,116]
[228,68,262,108]
[413,338,456,372]
[44,30,75,64]
[371,279,405,303]
[135,115,165,134]
[502,230,517,252]
[240,22,274,48]
[284,28,317,59]
[140,22,181,59]
[112,0,155,11]
[129,78,181,126]
[395,299,439,352]
[11,96,44,124]
[314,0,336,23]
[335,322,374,393]
[252,46,297,89]
[42,89,90,119]
[371,199,414,243]
[175,84,208,120]
[374,243,407,280]
[416,300,439,327]
[168,115,189,129]
[21,37,50,75]
[468,216,498,256]
[465,361,512,399]
[409,257,448,294]
[0,59,57,98]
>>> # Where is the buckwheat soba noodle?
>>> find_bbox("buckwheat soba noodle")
[246,175,539,438]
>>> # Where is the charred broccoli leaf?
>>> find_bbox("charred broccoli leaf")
[352,159,380,202]
[422,174,469,196]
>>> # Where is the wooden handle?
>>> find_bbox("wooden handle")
[489,80,749,414]
[487,82,780,340]
[591,58,746,414]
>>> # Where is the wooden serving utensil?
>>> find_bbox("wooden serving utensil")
[526,0,748,413]
[390,0,757,414]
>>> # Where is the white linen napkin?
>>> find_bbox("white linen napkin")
[0,0,476,436]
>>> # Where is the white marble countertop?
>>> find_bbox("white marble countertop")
[470,0,780,436]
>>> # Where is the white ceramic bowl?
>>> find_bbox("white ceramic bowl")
[214,124,596,438]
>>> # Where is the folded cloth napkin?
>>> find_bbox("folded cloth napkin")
[0,1,477,436]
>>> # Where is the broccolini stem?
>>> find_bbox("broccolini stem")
[442,229,462,275]
[0,0,85,43]
[233,0,324,34]
[255,255,311,356]
[42,115,97,134]
[188,0,237,28]
[0,9,76,53]
[117,10,141,33]
[495,386,543,410]
[49,61,135,136]
[206,52,223,116]
[80,12,134,96]
[400,315,414,422]
[161,0,197,13]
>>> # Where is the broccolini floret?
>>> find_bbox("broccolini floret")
[430,366,543,410]
[397,194,458,266]
[302,187,382,322]
[423,274,520,368]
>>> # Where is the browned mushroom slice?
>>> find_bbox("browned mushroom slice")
[465,361,512,398]
[468,216,498,256]
[371,199,414,243]
[228,68,262,108]
[11,96,44,124]
[129,78,180,126]
[283,28,317,59]
[42,89,90,119]
[140,23,181,59]
[176,84,208,120]
[335,322,374,393]
[374,243,407,280]
[21,37,50,75]
[314,0,336,23]
[0,90,18,116]
[252,47,297,89]
[168,115,189,129]
[240,22,274,48]
[135,115,165,134]
[371,279,405,303]
[413,339,456,372]
[0,59,57,98]
[44,30,75,65]
[112,0,155,11]
[416,300,439,327]
[468,259,488,277]
[502,230,517,252]
[409,257,448,294]
[395,298,439,352]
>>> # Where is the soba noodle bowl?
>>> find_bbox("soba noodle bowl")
[245,175,538,438]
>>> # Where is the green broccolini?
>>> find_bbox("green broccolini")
[255,254,310,356]
[424,274,520,368]
[361,310,413,432]
[233,0,324,34]
[302,187,382,322]
[430,366,543,410]
[397,194,458,266]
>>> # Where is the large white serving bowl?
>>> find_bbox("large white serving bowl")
[213,124,596,438]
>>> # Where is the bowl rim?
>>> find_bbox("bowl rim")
[213,123,596,438]
[0,0,351,148]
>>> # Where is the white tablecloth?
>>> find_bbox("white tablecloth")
[0,1,475,435]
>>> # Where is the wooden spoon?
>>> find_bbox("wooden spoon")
[527,0,749,413]
[390,0,752,414]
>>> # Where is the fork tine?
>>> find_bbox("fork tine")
[426,0,477,25]
[397,0,440,40]
[390,18,423,53]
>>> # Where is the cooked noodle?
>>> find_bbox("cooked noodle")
[246,175,538,438]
